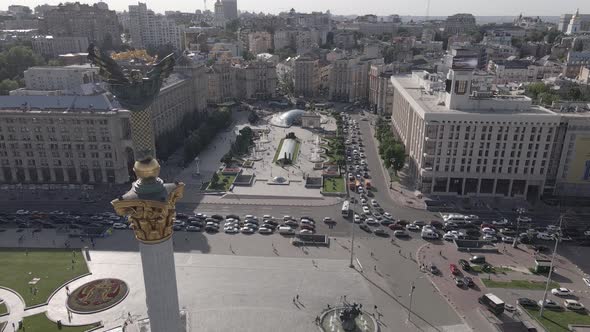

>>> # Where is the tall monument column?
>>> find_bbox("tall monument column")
[86,44,183,332]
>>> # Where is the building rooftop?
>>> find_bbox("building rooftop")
[0,94,118,112]
[391,75,556,118]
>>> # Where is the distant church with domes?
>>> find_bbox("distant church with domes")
[559,9,590,35]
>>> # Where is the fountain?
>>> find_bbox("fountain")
[319,303,378,332]
[309,135,326,163]
[259,128,270,143]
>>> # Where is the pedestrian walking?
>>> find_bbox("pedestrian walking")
[373,265,376,271]
[439,250,442,256]
[296,294,299,301]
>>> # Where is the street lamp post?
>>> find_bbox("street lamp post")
[407,275,425,323]
[539,214,564,318]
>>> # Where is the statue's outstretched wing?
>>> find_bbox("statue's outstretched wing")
[87,43,130,85]
[146,53,176,83]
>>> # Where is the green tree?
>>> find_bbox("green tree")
[226,19,240,33]
[0,45,44,81]
[539,92,560,105]
[0,79,19,95]
[242,49,255,61]
[47,59,64,66]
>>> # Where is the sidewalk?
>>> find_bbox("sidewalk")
[365,119,427,211]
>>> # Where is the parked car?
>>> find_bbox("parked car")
[240,227,255,234]
[406,224,421,231]
[454,277,465,287]
[113,223,128,229]
[551,288,573,297]
[450,264,460,275]
[299,229,313,235]
[517,298,538,307]
[458,259,471,271]
[394,230,409,237]
[564,299,585,311]
[430,265,439,275]
[258,227,273,234]
[359,224,372,233]
[278,226,295,235]
[537,233,554,241]
[583,278,590,287]
[538,299,560,309]
[186,225,201,232]
[463,276,474,287]
[470,256,486,264]
[374,228,388,237]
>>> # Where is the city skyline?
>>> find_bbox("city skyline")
[10,0,590,17]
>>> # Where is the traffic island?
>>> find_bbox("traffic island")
[67,278,129,314]
[523,307,590,332]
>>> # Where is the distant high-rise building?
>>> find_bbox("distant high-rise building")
[128,2,184,50]
[222,0,238,21]
[42,3,120,45]
[214,0,226,28]
[444,13,477,35]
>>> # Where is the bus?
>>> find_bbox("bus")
[478,293,505,315]
[341,200,351,218]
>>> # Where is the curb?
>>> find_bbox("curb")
[42,311,103,332]
[43,272,93,311]
[0,286,26,313]
[0,299,9,317]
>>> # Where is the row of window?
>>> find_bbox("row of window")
[2,118,109,125]
[4,151,114,159]
[434,165,545,175]
[0,134,112,142]
[4,159,115,168]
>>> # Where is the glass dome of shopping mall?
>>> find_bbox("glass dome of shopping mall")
[270,109,305,127]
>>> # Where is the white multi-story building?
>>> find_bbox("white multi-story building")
[31,36,89,57]
[369,64,394,115]
[0,95,132,184]
[564,9,590,34]
[128,2,184,50]
[19,65,100,95]
[390,69,563,199]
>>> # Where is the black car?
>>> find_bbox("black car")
[470,255,486,264]
[517,298,538,308]
[463,276,474,287]
[374,229,388,237]
[211,214,224,221]
[458,259,471,271]
[226,214,241,221]
[430,265,439,275]
[359,224,372,233]
[205,225,219,232]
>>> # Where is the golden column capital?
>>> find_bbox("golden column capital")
[111,183,185,244]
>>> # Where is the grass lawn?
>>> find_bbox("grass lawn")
[481,278,559,290]
[471,265,512,274]
[0,249,89,307]
[21,312,100,332]
[323,176,346,193]
[0,301,7,315]
[207,172,236,191]
[273,138,285,163]
[292,141,301,163]
[524,307,590,332]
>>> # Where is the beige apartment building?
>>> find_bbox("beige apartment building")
[390,69,563,199]
[0,96,132,184]
[247,31,272,55]
[293,56,319,98]
[329,55,384,102]
[237,60,277,100]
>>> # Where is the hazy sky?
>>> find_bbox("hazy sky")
[11,0,589,16]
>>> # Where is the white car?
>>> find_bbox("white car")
[323,217,335,224]
[362,206,370,214]
[482,234,495,241]
[258,227,273,234]
[112,223,128,229]
[551,288,573,297]
[518,216,532,222]
[406,224,421,231]
[482,227,496,235]
[412,220,426,226]
[371,199,379,207]
[564,299,585,310]
[244,215,255,220]
[443,233,458,241]
[584,278,590,287]
[537,232,553,241]
[502,236,514,243]
[361,198,367,205]
[354,214,362,223]
[383,212,393,219]
[278,226,295,235]
[584,231,590,237]
[300,219,315,225]
[262,215,274,221]
[299,229,313,235]
[15,209,30,215]
[224,227,239,234]
[492,219,509,226]
[240,227,255,234]
[422,225,435,232]
[366,218,378,226]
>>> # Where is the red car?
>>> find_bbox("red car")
[450,264,460,275]
[388,224,404,230]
